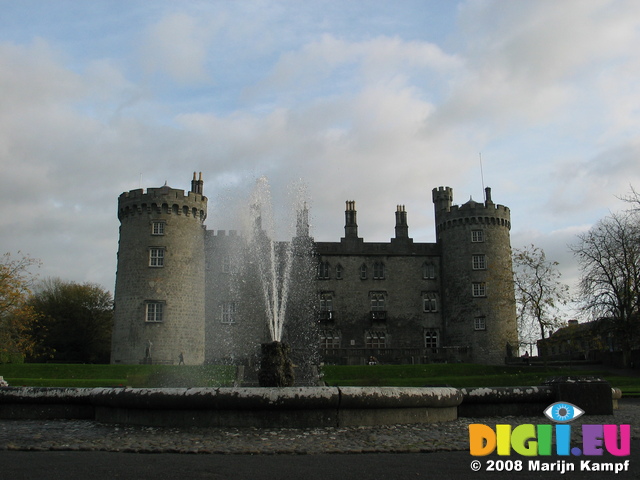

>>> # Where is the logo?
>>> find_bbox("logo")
[543,402,584,423]
[469,401,630,457]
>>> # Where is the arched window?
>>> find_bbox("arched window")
[423,293,438,312]
[365,330,386,348]
[424,329,439,349]
[422,262,436,279]
[359,264,368,280]
[373,262,385,279]
[317,261,330,279]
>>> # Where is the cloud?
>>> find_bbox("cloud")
[252,34,462,102]
[433,0,640,134]
[138,12,214,84]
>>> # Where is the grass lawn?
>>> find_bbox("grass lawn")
[321,363,640,397]
[1,363,638,396]
[0,364,236,388]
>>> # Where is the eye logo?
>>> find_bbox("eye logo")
[544,402,585,423]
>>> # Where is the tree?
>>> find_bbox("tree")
[570,211,640,367]
[619,185,640,210]
[0,252,41,362]
[28,278,113,363]
[512,245,570,360]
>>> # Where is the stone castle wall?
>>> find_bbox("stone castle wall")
[434,187,518,364]
[112,177,518,365]
[111,184,207,365]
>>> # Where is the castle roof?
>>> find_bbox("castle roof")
[462,196,480,208]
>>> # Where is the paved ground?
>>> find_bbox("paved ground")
[1,399,638,479]
[1,449,638,480]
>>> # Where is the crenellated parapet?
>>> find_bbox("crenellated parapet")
[433,187,510,235]
[118,186,207,222]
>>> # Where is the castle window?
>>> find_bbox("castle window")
[221,302,237,324]
[370,292,385,311]
[317,261,330,279]
[373,262,385,279]
[222,255,238,274]
[423,293,438,312]
[471,230,484,243]
[152,221,165,235]
[474,316,486,331]
[422,262,436,279]
[360,264,368,280]
[472,254,486,270]
[149,248,165,267]
[335,264,343,279]
[145,301,164,323]
[319,293,333,321]
[365,330,386,349]
[320,329,340,349]
[424,329,439,349]
[472,282,486,297]
[221,254,239,274]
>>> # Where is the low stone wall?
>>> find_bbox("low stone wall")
[458,377,622,417]
[0,377,621,427]
[0,387,95,420]
[0,386,462,428]
[458,386,554,417]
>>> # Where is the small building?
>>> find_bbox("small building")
[538,318,640,366]
[536,320,605,361]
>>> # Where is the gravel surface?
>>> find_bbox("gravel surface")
[1,399,638,455]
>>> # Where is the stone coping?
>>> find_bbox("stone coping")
[0,386,463,427]
[460,385,554,404]
[0,381,620,427]
[0,386,462,409]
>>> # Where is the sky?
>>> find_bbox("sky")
[1,0,640,321]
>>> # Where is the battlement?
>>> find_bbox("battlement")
[119,185,206,202]
[118,185,207,222]
[449,201,510,215]
[433,186,511,234]
[208,230,239,237]
[432,186,453,200]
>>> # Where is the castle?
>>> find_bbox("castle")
[111,173,518,366]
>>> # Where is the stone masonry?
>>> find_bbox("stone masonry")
[111,174,518,366]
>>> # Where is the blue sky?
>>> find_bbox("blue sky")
[1,0,639,322]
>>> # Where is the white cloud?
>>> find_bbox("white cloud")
[138,12,214,84]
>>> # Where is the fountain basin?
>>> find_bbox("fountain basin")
[0,386,462,428]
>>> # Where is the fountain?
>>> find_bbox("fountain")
[243,177,316,387]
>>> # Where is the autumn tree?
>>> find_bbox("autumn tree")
[28,278,113,363]
[570,210,640,367]
[0,252,41,362]
[512,245,570,360]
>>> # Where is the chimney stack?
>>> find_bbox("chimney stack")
[344,201,358,238]
[395,205,409,239]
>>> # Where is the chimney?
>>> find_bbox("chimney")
[191,172,204,195]
[484,186,493,206]
[296,202,310,237]
[395,205,408,239]
[344,201,358,238]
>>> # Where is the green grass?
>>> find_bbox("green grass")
[321,364,640,396]
[0,364,236,388]
[1,363,638,396]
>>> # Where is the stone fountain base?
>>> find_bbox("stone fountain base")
[0,386,462,428]
[258,341,295,387]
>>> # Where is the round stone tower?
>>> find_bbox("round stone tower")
[111,173,207,365]
[432,186,518,364]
